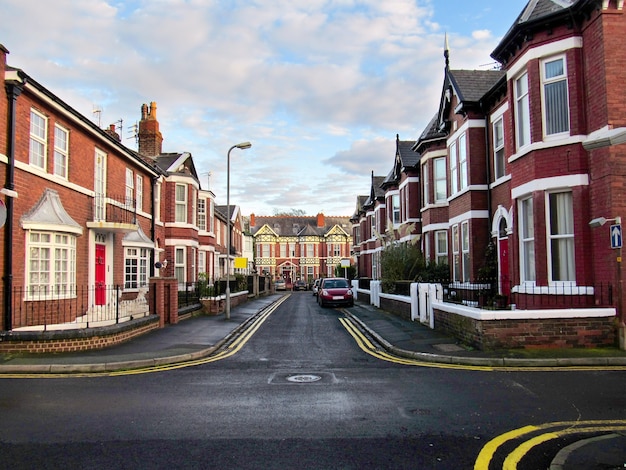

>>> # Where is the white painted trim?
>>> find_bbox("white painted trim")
[165,238,200,248]
[419,149,448,163]
[432,300,615,321]
[507,37,583,79]
[449,210,489,226]
[447,120,485,145]
[422,222,450,232]
[509,134,586,162]
[511,174,589,199]
[490,102,509,121]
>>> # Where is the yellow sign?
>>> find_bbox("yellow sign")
[234,257,248,269]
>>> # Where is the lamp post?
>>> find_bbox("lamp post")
[225,141,252,320]
[589,215,624,350]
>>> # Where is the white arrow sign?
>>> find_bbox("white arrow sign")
[610,224,622,249]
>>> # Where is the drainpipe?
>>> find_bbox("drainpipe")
[149,176,158,278]
[4,77,25,331]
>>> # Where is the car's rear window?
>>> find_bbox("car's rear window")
[324,280,348,288]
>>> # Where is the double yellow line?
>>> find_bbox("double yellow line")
[1,295,289,379]
[339,316,493,371]
[474,420,626,469]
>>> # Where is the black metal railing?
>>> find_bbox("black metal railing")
[92,193,137,225]
[6,284,150,330]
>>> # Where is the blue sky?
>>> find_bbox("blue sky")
[1,0,527,217]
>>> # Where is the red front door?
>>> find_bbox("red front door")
[95,244,106,305]
[499,238,510,297]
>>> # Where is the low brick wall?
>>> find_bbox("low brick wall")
[0,315,160,354]
[434,308,616,350]
[380,296,411,321]
[200,291,249,315]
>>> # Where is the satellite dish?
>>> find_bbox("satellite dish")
[155,262,162,269]
[0,200,6,228]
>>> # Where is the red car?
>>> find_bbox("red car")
[317,277,353,308]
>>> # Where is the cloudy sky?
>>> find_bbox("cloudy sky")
[2,0,527,216]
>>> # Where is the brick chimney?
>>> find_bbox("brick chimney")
[105,123,121,142]
[250,213,256,227]
[138,101,163,158]
[317,213,325,227]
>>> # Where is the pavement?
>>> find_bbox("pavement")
[0,292,624,468]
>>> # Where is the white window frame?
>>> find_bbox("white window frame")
[541,55,570,137]
[458,133,468,191]
[26,231,77,300]
[547,191,575,283]
[175,247,186,285]
[124,247,149,289]
[422,163,430,205]
[519,196,536,283]
[280,243,287,257]
[515,71,531,149]
[198,250,206,277]
[452,225,460,281]
[461,221,470,282]
[135,175,143,213]
[493,117,505,179]
[392,194,401,225]
[209,199,215,233]
[449,140,458,194]
[435,230,448,265]
[30,109,47,170]
[175,184,187,223]
[197,198,206,231]
[125,168,134,208]
[53,124,69,178]
[434,157,447,202]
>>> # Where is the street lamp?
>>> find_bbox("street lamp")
[225,141,251,320]
[589,215,624,349]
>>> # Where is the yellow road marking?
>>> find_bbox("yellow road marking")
[474,420,626,470]
[0,295,289,379]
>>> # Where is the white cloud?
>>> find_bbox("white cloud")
[1,0,527,216]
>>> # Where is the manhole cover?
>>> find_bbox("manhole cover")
[286,374,322,383]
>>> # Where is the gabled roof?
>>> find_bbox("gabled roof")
[154,152,200,184]
[382,135,420,189]
[412,113,448,153]
[215,205,240,223]
[448,69,506,104]
[351,195,369,220]
[492,0,580,64]
[363,172,386,209]
[249,215,352,237]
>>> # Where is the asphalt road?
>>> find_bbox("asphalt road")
[0,292,625,469]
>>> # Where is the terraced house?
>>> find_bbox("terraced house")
[249,213,352,284]
[0,45,243,334]
[352,0,626,347]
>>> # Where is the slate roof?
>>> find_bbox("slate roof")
[448,69,506,103]
[250,215,352,237]
[397,140,419,168]
[414,113,447,150]
[492,0,579,63]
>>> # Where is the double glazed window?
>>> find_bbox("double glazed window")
[435,230,448,265]
[53,124,69,178]
[519,197,536,282]
[27,231,77,298]
[434,157,447,202]
[548,192,575,282]
[493,118,505,179]
[30,110,47,169]
[542,56,570,136]
[124,248,148,289]
[392,194,401,224]
[175,184,187,223]
[515,72,531,149]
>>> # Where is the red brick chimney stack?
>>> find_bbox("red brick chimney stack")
[317,213,325,227]
[138,101,163,158]
[250,213,256,227]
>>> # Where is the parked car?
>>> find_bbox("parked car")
[312,279,321,296]
[294,279,307,291]
[275,279,286,291]
[317,277,353,308]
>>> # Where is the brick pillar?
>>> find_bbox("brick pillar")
[150,277,179,326]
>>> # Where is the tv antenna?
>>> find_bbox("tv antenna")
[127,122,138,145]
[92,105,102,127]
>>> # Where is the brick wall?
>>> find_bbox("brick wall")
[0,316,159,354]
[434,308,616,350]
